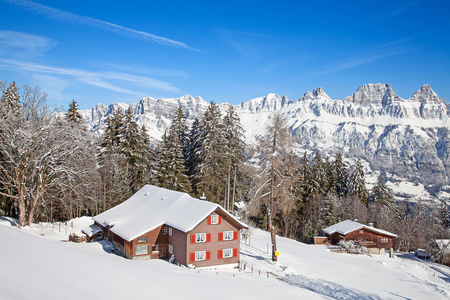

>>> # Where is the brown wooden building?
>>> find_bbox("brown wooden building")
[93,185,248,268]
[322,220,397,257]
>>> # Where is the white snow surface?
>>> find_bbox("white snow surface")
[1,216,450,299]
[322,220,398,238]
[93,185,247,241]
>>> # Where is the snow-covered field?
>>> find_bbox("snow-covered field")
[1,216,450,299]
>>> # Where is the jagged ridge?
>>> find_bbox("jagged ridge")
[80,84,450,196]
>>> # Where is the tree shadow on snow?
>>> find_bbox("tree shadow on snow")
[0,216,19,227]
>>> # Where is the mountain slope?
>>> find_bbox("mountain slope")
[80,83,450,202]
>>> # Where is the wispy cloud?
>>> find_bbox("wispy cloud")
[381,0,425,19]
[318,38,419,75]
[4,0,202,52]
[0,30,56,56]
[0,59,181,95]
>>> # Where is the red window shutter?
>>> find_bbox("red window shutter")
[190,234,196,244]
[233,231,238,240]
[190,252,195,262]
[208,216,211,225]
[206,233,211,242]
[218,232,223,241]
[206,251,211,260]
[233,248,238,257]
[218,250,223,259]
[218,216,222,224]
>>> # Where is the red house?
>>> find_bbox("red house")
[322,220,397,257]
[93,185,248,268]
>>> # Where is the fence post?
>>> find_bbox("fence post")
[267,271,269,278]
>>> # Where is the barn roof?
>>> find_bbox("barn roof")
[322,220,398,238]
[93,185,247,242]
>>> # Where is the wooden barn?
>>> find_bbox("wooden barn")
[322,220,397,257]
[93,185,248,268]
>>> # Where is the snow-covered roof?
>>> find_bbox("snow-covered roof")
[435,239,450,253]
[93,185,247,242]
[322,220,398,238]
[82,224,102,237]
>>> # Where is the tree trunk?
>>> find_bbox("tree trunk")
[232,166,236,213]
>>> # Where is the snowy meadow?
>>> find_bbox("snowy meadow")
[1,216,449,300]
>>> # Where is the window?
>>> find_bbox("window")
[359,230,364,234]
[218,248,238,259]
[196,233,206,243]
[195,251,206,261]
[169,244,173,254]
[162,227,167,235]
[137,236,147,243]
[136,245,148,255]
[169,227,173,236]
[223,231,233,241]
[208,215,221,225]
[223,248,233,258]
[381,238,389,243]
[190,251,211,262]
[152,245,159,252]
[211,215,219,224]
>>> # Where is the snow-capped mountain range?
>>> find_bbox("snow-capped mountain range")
[80,83,450,204]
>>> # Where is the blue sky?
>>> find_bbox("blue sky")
[0,0,449,110]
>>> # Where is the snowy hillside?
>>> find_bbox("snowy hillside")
[78,83,450,204]
[1,217,450,299]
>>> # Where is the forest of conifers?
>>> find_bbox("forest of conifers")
[1,81,449,254]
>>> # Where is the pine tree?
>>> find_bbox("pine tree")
[311,151,327,196]
[222,105,246,211]
[65,100,83,124]
[368,175,398,213]
[348,158,368,204]
[333,153,349,198]
[325,156,336,195]
[169,106,189,157]
[185,118,202,195]
[196,101,227,202]
[0,81,20,118]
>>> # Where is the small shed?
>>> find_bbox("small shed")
[82,224,103,242]
[322,220,397,257]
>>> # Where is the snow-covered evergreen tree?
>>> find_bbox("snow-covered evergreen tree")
[196,101,227,203]
[348,158,368,204]
[222,105,246,211]
[185,118,202,195]
[333,152,349,198]
[65,100,83,124]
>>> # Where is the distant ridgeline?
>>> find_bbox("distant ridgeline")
[80,83,450,202]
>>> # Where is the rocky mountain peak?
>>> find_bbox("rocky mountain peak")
[410,84,445,104]
[299,87,332,101]
[343,83,394,106]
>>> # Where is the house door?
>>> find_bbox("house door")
[158,244,168,259]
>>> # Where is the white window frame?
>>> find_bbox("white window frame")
[195,251,206,261]
[137,236,147,243]
[162,227,167,235]
[196,233,207,243]
[223,248,233,258]
[223,231,233,241]
[210,215,219,224]
[169,227,173,236]
[381,238,389,243]
[136,245,149,255]
[169,244,173,254]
